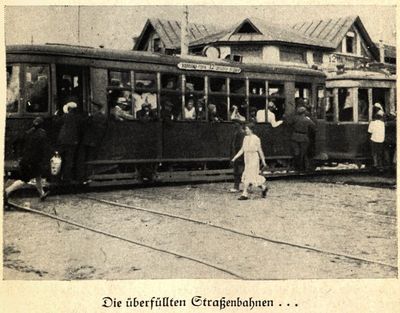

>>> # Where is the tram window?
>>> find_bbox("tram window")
[185,76,205,93]
[316,87,325,119]
[160,92,180,121]
[209,77,227,93]
[6,65,20,113]
[133,89,158,118]
[231,96,247,122]
[269,83,285,120]
[249,97,265,122]
[134,72,158,117]
[268,83,284,98]
[339,88,353,121]
[25,65,49,113]
[108,89,136,120]
[135,72,157,91]
[325,89,334,122]
[358,89,369,122]
[249,80,266,96]
[109,70,131,88]
[208,95,227,121]
[161,74,180,90]
[295,83,311,109]
[230,79,246,94]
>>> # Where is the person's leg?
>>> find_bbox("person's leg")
[291,141,300,170]
[238,181,249,199]
[61,146,75,182]
[377,143,384,169]
[232,162,241,191]
[5,180,26,197]
[300,142,309,171]
[260,182,269,198]
[371,142,378,168]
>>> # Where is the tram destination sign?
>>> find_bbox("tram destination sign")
[178,62,241,73]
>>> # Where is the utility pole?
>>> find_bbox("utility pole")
[180,5,189,56]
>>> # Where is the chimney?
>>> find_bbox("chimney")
[379,40,385,63]
[181,6,189,56]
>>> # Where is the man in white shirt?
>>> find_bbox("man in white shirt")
[256,102,283,127]
[368,110,385,169]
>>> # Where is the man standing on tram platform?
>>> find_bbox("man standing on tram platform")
[57,101,85,182]
[287,106,316,171]
[368,110,385,170]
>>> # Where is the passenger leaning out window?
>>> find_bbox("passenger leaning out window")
[111,97,135,121]
[182,96,196,120]
[231,105,246,122]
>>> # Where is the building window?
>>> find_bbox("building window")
[279,47,306,64]
[345,31,355,54]
[313,51,323,64]
[153,38,161,53]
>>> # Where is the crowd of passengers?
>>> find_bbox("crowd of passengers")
[107,92,304,124]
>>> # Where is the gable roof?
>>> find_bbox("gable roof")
[192,17,335,49]
[133,18,221,50]
[291,15,379,58]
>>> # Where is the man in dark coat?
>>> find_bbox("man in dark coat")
[287,106,316,171]
[57,102,84,182]
[5,117,50,202]
[230,122,245,192]
[76,102,108,181]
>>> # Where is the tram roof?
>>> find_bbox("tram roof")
[7,44,326,78]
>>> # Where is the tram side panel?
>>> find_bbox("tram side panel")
[324,123,370,161]
[254,123,292,158]
[162,122,235,160]
[95,120,162,160]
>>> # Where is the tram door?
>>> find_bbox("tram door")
[55,65,88,113]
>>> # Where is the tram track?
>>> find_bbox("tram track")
[79,194,398,271]
[7,200,244,279]
[6,189,397,279]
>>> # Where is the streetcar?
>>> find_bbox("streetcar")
[4,44,395,187]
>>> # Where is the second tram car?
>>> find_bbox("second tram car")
[4,44,395,186]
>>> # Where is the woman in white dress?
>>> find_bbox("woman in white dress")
[231,124,268,200]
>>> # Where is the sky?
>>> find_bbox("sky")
[5,5,397,50]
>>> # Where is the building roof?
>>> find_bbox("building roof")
[133,18,222,50]
[290,15,379,59]
[380,43,396,59]
[191,17,335,49]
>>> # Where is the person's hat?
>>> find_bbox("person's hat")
[374,103,383,111]
[376,110,384,116]
[63,101,78,113]
[142,102,151,108]
[32,116,44,126]
[296,106,307,114]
